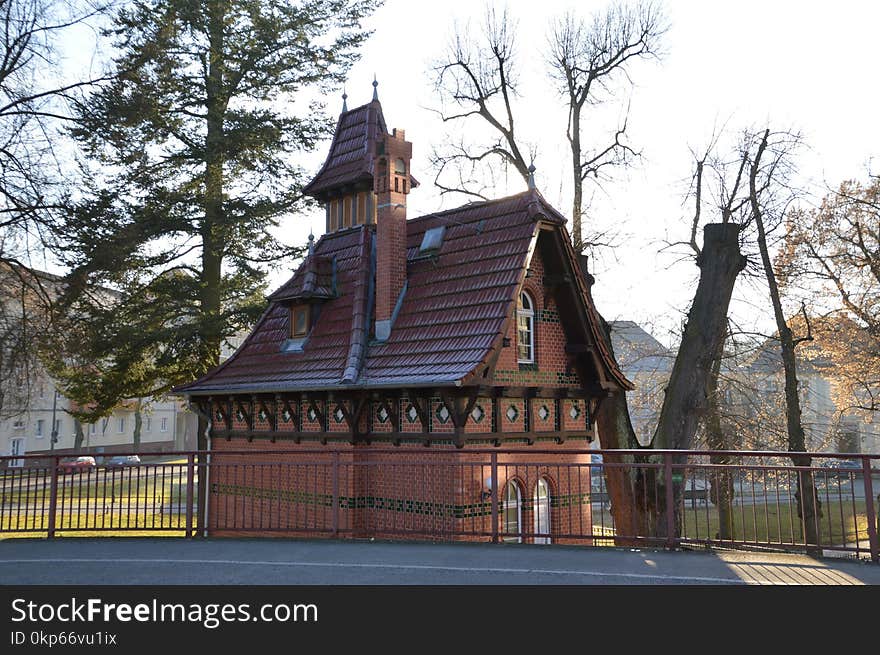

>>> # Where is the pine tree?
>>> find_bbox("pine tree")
[49,0,377,420]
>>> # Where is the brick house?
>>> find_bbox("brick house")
[176,89,632,542]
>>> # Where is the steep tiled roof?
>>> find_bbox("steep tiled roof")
[176,190,630,394]
[179,227,372,391]
[302,100,417,198]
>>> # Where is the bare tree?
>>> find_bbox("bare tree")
[745,128,824,550]
[0,0,110,418]
[595,127,804,543]
[547,1,666,252]
[430,6,532,201]
[780,173,880,418]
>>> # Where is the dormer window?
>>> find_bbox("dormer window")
[291,305,310,339]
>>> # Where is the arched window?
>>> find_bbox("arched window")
[517,291,535,363]
[502,481,522,543]
[394,157,406,174]
[533,478,551,544]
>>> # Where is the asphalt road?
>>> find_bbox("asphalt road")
[0,538,877,585]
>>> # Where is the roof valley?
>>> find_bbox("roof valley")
[341,226,372,384]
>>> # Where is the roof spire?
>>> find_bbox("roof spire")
[341,87,348,112]
[307,231,315,256]
[372,74,378,101]
[527,161,536,190]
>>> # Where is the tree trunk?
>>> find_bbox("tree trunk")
[73,419,84,452]
[594,385,643,545]
[706,354,735,540]
[597,223,746,542]
[570,105,583,253]
[200,0,227,369]
[648,222,746,539]
[133,407,142,453]
[750,134,821,552]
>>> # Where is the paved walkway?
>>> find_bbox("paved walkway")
[0,538,877,585]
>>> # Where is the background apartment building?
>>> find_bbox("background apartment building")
[608,321,879,455]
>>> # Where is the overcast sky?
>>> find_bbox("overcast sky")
[277,0,879,345]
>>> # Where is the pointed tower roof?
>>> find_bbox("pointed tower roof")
[303,96,418,200]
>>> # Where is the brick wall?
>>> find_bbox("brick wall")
[494,248,582,388]
[207,439,591,545]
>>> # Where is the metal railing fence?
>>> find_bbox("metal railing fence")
[1,449,877,561]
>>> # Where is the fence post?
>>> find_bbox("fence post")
[664,453,675,549]
[47,456,59,539]
[185,453,195,538]
[862,458,878,563]
[490,453,499,544]
[332,452,339,537]
[196,451,206,538]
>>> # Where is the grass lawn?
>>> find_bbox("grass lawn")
[0,511,189,538]
[1,471,194,538]
[0,470,190,505]
[681,499,869,547]
[592,499,870,548]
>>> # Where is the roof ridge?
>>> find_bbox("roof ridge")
[407,190,534,223]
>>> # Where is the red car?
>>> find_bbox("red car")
[58,456,96,474]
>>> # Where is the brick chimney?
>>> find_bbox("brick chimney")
[374,127,412,341]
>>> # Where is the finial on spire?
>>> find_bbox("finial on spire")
[372,74,379,101]
[307,231,315,255]
[342,88,348,112]
[527,162,536,190]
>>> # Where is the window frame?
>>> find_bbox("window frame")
[502,480,523,544]
[516,290,536,364]
[533,478,551,545]
[290,305,311,339]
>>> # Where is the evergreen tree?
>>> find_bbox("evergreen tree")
[48,0,377,420]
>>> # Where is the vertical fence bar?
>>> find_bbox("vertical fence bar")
[47,457,59,538]
[332,452,339,537]
[862,458,877,563]
[664,453,675,549]
[185,454,195,538]
[490,452,499,543]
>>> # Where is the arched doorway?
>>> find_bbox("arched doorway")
[502,481,522,543]
[533,478,551,544]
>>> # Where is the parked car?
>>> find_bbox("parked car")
[819,459,862,479]
[104,455,141,468]
[58,456,96,474]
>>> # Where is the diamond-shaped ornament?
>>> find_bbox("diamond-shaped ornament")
[569,404,581,420]
[377,406,389,423]
[506,405,519,421]
[281,409,292,423]
[307,407,317,422]
[538,405,550,421]
[436,405,450,424]
[334,407,345,423]
[406,405,419,423]
[470,405,485,423]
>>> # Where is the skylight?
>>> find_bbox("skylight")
[419,225,446,254]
